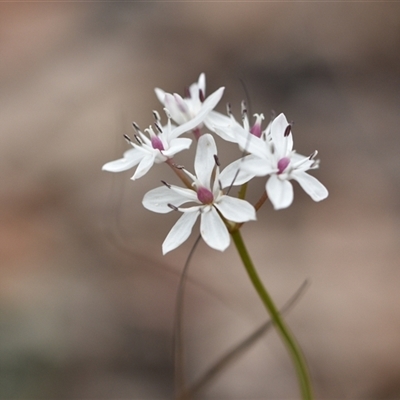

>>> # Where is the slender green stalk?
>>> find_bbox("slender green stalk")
[231,229,313,400]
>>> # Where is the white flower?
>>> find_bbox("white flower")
[142,134,256,254]
[102,109,209,180]
[235,113,329,210]
[155,73,230,136]
[213,101,272,144]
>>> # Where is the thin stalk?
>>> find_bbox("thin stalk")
[254,190,268,211]
[238,182,248,200]
[174,235,202,400]
[166,158,193,190]
[230,229,313,400]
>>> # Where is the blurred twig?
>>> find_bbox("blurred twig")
[177,279,310,400]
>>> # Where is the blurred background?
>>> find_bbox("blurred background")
[1,2,400,399]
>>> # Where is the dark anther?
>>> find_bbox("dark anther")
[132,122,141,133]
[154,122,163,133]
[213,154,220,166]
[153,110,161,122]
[199,89,205,103]
[168,203,179,211]
[133,134,142,144]
[226,102,232,116]
[241,100,247,115]
[161,180,171,188]
[309,150,318,160]
[284,124,292,137]
[123,134,133,143]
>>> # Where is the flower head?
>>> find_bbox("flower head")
[142,134,256,254]
[235,113,328,209]
[155,73,229,137]
[102,108,211,180]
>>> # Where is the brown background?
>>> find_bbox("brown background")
[1,2,400,399]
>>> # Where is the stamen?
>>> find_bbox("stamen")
[161,180,171,188]
[154,121,163,133]
[226,102,232,116]
[123,134,133,143]
[309,150,318,160]
[199,89,205,102]
[152,110,161,122]
[134,134,143,145]
[213,154,220,166]
[284,124,292,137]
[168,203,179,211]
[132,122,141,133]
[241,100,247,116]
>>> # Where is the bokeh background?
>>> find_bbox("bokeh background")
[1,2,400,399]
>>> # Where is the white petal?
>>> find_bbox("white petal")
[102,148,143,172]
[164,93,187,125]
[204,111,232,134]
[131,154,156,180]
[233,124,269,158]
[198,72,206,94]
[169,185,199,202]
[200,207,230,251]
[162,210,199,254]
[173,93,190,114]
[215,196,256,223]
[154,87,166,105]
[195,134,217,188]
[292,171,329,202]
[142,186,196,213]
[218,155,257,188]
[188,80,200,101]
[291,152,318,171]
[238,156,275,178]
[270,113,293,158]
[201,86,224,114]
[170,87,225,139]
[213,124,237,143]
[162,137,192,157]
[266,174,294,210]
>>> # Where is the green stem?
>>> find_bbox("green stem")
[230,229,313,400]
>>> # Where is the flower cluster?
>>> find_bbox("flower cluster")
[103,73,328,254]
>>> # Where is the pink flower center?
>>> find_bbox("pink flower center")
[250,114,264,138]
[151,136,164,151]
[197,187,214,204]
[277,157,290,174]
[250,124,262,138]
